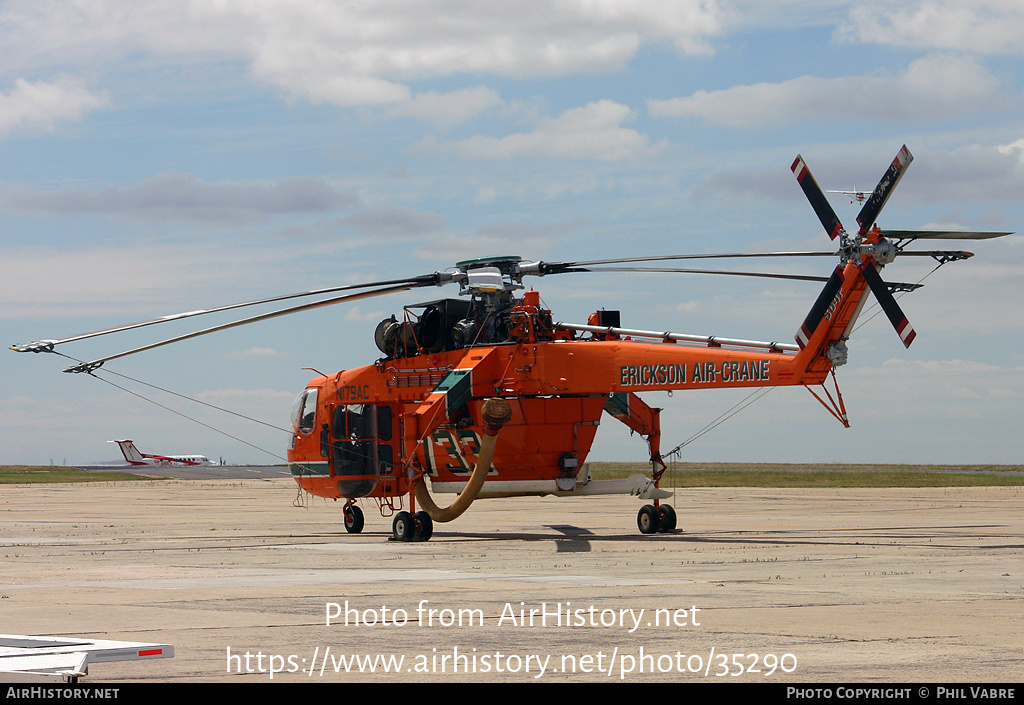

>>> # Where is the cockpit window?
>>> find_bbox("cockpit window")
[290,388,319,434]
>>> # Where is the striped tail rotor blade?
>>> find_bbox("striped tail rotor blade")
[795,265,845,349]
[856,145,913,234]
[792,155,845,240]
[860,261,917,348]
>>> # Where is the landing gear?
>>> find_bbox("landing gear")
[637,505,660,534]
[343,503,364,534]
[658,504,676,532]
[391,510,434,542]
[414,511,433,541]
[392,511,415,541]
[638,503,676,534]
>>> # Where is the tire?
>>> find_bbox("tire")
[392,511,415,541]
[658,504,676,533]
[637,505,660,534]
[414,511,433,541]
[343,504,364,534]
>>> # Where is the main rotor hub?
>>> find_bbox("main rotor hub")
[455,255,525,295]
[454,255,522,273]
[869,238,897,265]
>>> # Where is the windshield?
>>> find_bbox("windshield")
[290,388,319,434]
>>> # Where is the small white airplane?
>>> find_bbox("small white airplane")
[109,440,214,467]
[827,186,873,204]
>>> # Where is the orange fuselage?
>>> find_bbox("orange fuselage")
[286,258,869,502]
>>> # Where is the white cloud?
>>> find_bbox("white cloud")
[0,173,359,223]
[649,53,1009,127]
[696,141,1024,210]
[0,243,241,318]
[385,86,503,126]
[236,0,729,94]
[838,1,1024,55]
[866,358,1022,410]
[905,143,1024,203]
[192,388,298,428]
[0,1,729,108]
[412,100,664,161]
[998,138,1024,164]
[412,218,590,262]
[343,305,388,323]
[0,237,334,319]
[0,77,108,137]
[340,204,445,238]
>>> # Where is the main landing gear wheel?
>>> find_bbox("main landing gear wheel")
[658,504,677,533]
[637,505,660,534]
[391,510,434,542]
[343,504,364,534]
[392,511,415,541]
[414,511,433,541]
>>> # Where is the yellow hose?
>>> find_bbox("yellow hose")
[414,397,512,523]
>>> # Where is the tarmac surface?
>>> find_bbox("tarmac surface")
[1,477,1022,683]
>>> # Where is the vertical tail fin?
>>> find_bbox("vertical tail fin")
[109,440,145,464]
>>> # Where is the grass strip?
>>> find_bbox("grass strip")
[587,462,1024,487]
[0,466,153,484]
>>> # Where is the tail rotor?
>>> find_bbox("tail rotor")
[792,146,918,349]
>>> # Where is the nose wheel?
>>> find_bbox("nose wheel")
[637,504,676,534]
[343,502,364,534]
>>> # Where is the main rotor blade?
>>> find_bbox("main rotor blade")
[893,250,973,257]
[856,145,913,234]
[881,229,1012,241]
[543,265,922,291]
[566,266,835,283]
[528,247,973,276]
[860,262,916,348]
[61,283,418,373]
[12,273,450,353]
[531,251,838,275]
[792,155,845,240]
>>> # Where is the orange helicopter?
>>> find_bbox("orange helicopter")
[11,146,1010,541]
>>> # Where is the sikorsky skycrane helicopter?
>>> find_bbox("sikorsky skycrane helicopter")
[12,146,1010,542]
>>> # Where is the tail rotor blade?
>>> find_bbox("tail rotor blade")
[792,155,845,240]
[860,261,916,348]
[795,265,845,349]
[856,145,913,234]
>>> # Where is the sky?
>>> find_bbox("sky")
[2,0,1022,467]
